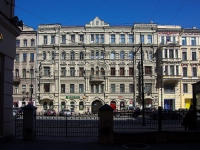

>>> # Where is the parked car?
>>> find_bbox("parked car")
[59,109,71,116]
[113,107,140,118]
[13,107,23,115]
[150,109,183,120]
[13,109,19,118]
[44,109,56,116]
[141,107,156,117]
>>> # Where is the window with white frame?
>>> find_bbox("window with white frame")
[100,34,104,43]
[148,35,152,43]
[164,66,168,75]
[110,34,115,43]
[129,51,133,60]
[183,67,187,77]
[23,39,27,47]
[80,34,84,42]
[43,52,46,60]
[144,83,152,94]
[96,51,99,59]
[191,37,196,46]
[79,84,84,93]
[43,36,47,44]
[96,85,99,93]
[120,34,125,43]
[176,66,179,75]
[70,84,74,93]
[30,53,34,61]
[91,34,94,43]
[30,69,34,78]
[175,49,178,58]
[164,49,167,58]
[129,34,134,43]
[149,51,153,60]
[95,34,99,43]
[111,84,115,93]
[129,84,134,93]
[14,85,19,94]
[52,52,55,60]
[51,35,55,44]
[161,36,164,44]
[31,39,35,46]
[100,84,104,93]
[183,84,188,93]
[61,67,66,76]
[101,51,104,59]
[23,53,27,61]
[192,67,197,77]
[91,51,94,59]
[182,37,187,45]
[29,85,33,95]
[16,40,20,47]
[70,67,75,76]
[62,35,66,44]
[80,52,84,60]
[169,49,174,58]
[166,36,170,42]
[192,51,196,60]
[44,84,50,92]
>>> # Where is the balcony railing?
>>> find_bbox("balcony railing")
[13,76,21,83]
[90,75,105,81]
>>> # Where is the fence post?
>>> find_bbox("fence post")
[158,106,162,131]
[99,104,114,145]
[23,104,37,141]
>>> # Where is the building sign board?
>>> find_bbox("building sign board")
[66,96,80,99]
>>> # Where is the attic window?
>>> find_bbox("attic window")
[96,21,99,26]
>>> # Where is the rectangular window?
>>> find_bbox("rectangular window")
[191,37,196,46]
[44,84,50,92]
[23,39,27,47]
[120,84,125,93]
[22,69,26,78]
[79,84,84,93]
[70,84,74,93]
[192,67,197,77]
[148,35,152,43]
[62,35,66,44]
[43,52,46,60]
[169,49,174,58]
[79,67,84,76]
[175,49,178,58]
[16,40,20,47]
[183,84,188,93]
[16,54,19,61]
[91,34,94,43]
[120,68,124,76]
[170,65,174,75]
[164,49,167,58]
[129,34,134,43]
[161,36,164,44]
[44,67,50,76]
[100,84,104,93]
[129,84,134,93]
[140,35,144,43]
[145,66,152,75]
[182,37,186,45]
[145,83,152,94]
[51,35,55,44]
[183,67,187,77]
[22,85,26,94]
[182,52,187,60]
[95,34,99,43]
[30,69,34,78]
[192,52,196,60]
[110,34,115,43]
[111,68,115,76]
[30,53,34,61]
[43,36,47,44]
[166,36,171,42]
[80,34,84,42]
[70,68,75,76]
[96,85,99,93]
[14,85,19,94]
[71,34,75,43]
[91,85,94,93]
[61,67,66,76]
[31,39,35,46]
[23,53,27,62]
[61,84,65,93]
[129,67,133,76]
[111,84,115,93]
[164,66,168,75]
[100,34,104,43]
[164,83,175,93]
[176,66,179,75]
[120,34,125,43]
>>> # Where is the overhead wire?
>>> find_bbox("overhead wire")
[150,0,161,21]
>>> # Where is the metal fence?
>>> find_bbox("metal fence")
[14,114,23,139]
[113,108,190,132]
[35,113,99,138]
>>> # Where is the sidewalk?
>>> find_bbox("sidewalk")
[1,138,200,150]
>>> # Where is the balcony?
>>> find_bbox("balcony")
[13,76,21,83]
[162,58,181,63]
[163,74,182,81]
[90,75,105,82]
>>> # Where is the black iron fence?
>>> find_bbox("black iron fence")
[14,114,23,139]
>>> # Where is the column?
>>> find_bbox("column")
[173,49,176,59]
[94,85,96,93]
[162,49,165,58]
[167,49,169,59]
[174,65,176,75]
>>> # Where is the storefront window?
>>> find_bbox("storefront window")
[49,102,53,109]
[79,101,84,110]
[120,101,125,110]
[43,102,47,110]
[61,101,66,110]
[70,101,75,112]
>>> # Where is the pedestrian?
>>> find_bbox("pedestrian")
[182,105,195,130]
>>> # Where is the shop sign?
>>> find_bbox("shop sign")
[0,33,3,41]
[118,96,123,99]
[66,95,80,99]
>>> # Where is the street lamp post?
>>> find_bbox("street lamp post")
[30,66,33,105]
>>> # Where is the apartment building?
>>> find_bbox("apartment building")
[13,26,37,107]
[36,17,158,114]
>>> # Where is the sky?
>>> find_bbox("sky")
[15,0,200,30]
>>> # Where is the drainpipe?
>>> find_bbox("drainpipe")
[58,25,61,113]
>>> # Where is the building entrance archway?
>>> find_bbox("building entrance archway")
[91,100,103,114]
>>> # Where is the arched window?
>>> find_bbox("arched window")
[149,51,153,60]
[22,69,26,78]
[43,102,47,110]
[96,67,99,76]
[70,51,74,60]
[101,68,105,75]
[120,51,124,59]
[61,101,66,110]
[80,52,84,60]
[91,68,94,76]
[120,101,125,110]
[62,52,66,60]
[129,51,134,60]
[49,102,53,109]
[15,69,19,77]
[43,52,46,60]
[96,51,99,59]
[70,101,75,112]
[91,51,94,59]
[110,51,115,59]
[79,101,84,110]
[52,52,55,60]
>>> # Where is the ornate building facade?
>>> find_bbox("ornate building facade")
[36,17,158,114]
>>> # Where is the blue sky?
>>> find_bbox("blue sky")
[15,0,200,29]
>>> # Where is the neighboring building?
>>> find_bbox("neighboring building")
[36,17,158,114]
[180,28,200,109]
[13,26,37,107]
[0,0,21,137]
[157,25,182,110]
